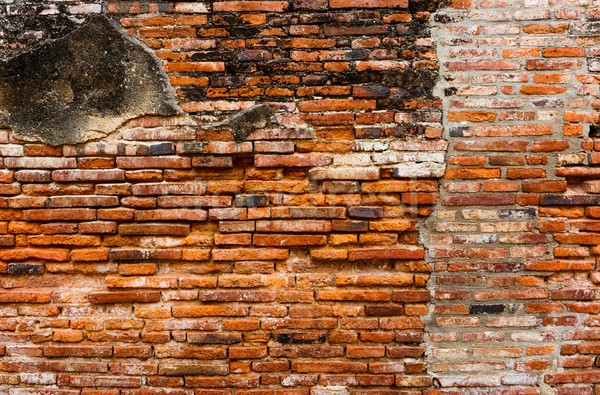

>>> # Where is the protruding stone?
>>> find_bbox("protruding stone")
[210,104,275,141]
[0,15,182,145]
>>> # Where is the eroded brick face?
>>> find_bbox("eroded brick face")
[1,0,600,393]
[430,0,600,392]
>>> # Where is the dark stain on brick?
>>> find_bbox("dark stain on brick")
[383,68,439,97]
[469,304,506,314]
[411,0,442,12]
[235,195,270,208]
[540,195,600,206]
[365,305,405,316]
[348,206,385,220]
[187,332,243,345]
[273,333,327,344]
[7,263,43,275]
[499,208,537,218]
[449,126,470,137]
[590,125,600,137]
[137,143,175,156]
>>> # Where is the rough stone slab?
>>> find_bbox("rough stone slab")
[0,15,182,145]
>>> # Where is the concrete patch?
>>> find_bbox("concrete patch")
[0,15,182,145]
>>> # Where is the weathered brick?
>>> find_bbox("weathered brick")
[0,2,594,393]
[116,157,190,169]
[44,346,112,358]
[5,158,76,169]
[256,220,332,233]
[172,306,248,318]
[88,291,160,304]
[331,0,408,7]
[212,248,289,261]
[118,223,190,236]
[23,209,96,221]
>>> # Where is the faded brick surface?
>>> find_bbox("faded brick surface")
[428,0,600,393]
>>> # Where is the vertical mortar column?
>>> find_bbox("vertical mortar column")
[425,0,600,393]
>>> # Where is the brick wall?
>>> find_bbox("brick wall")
[0,0,599,393]
[430,0,600,393]
[0,1,445,393]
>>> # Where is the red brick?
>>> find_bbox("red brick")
[23,209,96,221]
[172,306,248,317]
[348,247,424,260]
[543,47,585,57]
[520,85,568,95]
[88,291,160,304]
[44,346,112,358]
[448,111,496,122]
[317,290,390,301]
[446,168,501,179]
[506,168,546,179]
[118,223,190,236]
[213,1,288,12]
[455,140,528,152]
[331,0,407,7]
[299,99,376,112]
[52,170,124,182]
[292,361,367,373]
[253,234,326,246]
[0,248,69,261]
[116,157,190,169]
[256,154,333,167]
